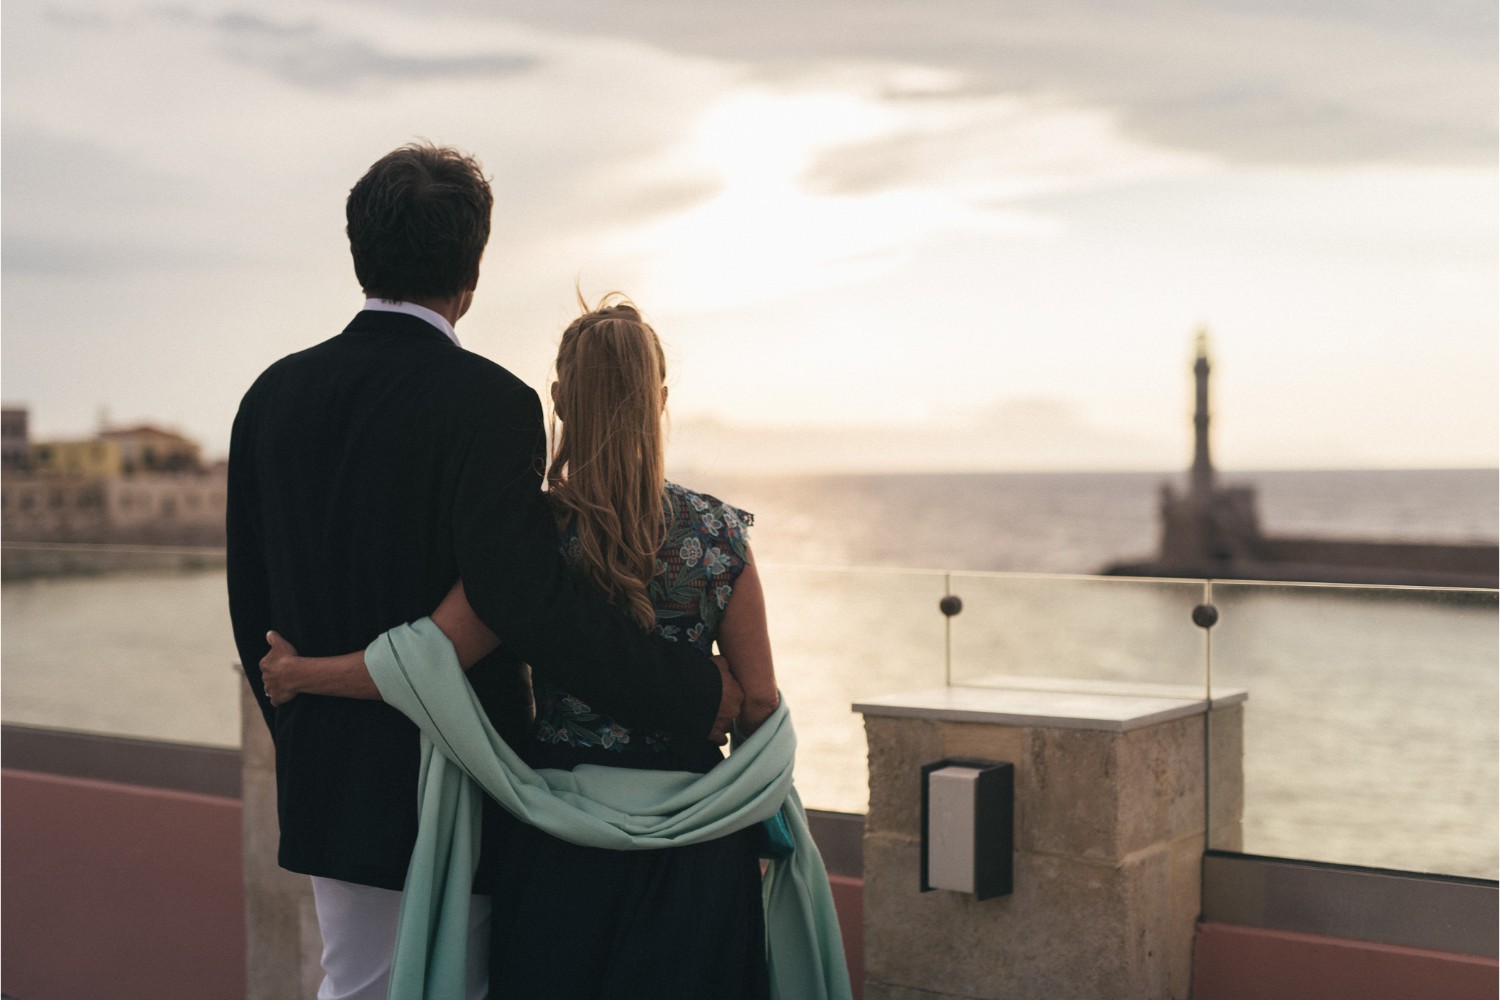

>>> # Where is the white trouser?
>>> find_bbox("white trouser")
[310,876,491,1000]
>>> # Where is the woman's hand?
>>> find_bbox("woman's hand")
[257,633,382,703]
[260,630,304,707]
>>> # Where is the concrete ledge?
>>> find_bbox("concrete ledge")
[1203,851,1499,958]
[808,809,864,877]
[1,723,240,797]
[855,683,1246,733]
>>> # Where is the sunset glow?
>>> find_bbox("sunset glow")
[3,0,1494,471]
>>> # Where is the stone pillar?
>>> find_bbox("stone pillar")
[856,684,1244,1000]
[241,683,324,999]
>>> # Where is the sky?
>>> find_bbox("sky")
[3,0,1496,473]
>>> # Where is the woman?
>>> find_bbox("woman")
[263,296,799,999]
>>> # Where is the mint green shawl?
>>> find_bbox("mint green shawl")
[366,618,852,1000]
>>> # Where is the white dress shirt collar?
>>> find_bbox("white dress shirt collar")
[362,298,461,347]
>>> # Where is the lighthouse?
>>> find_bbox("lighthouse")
[1102,330,1498,586]
[1130,328,1264,572]
[1190,329,1214,497]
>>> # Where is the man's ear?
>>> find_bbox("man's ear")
[661,384,669,412]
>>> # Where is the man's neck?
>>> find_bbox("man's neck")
[406,294,467,328]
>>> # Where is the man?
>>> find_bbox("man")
[227,143,739,999]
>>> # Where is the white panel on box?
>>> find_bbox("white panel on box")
[927,765,983,893]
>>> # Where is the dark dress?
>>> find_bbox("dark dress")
[489,482,770,1000]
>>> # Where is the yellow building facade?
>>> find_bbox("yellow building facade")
[28,439,123,478]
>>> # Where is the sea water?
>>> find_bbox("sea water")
[4,468,1495,877]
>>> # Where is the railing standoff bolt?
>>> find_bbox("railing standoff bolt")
[1192,603,1219,629]
[939,595,963,617]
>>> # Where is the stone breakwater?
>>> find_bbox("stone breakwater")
[0,542,226,581]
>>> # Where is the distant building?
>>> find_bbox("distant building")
[3,477,112,542]
[98,425,203,474]
[0,408,225,546]
[30,438,124,478]
[105,464,227,542]
[2,407,29,471]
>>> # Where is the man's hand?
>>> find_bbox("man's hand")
[708,654,743,746]
[260,630,302,707]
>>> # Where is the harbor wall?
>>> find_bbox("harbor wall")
[1,541,226,579]
[1258,535,1499,586]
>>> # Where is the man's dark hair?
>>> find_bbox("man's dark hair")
[346,142,493,302]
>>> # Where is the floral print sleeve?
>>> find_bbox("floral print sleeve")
[650,482,754,654]
[530,482,753,760]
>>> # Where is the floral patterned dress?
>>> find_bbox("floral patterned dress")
[490,482,770,1000]
[524,480,754,774]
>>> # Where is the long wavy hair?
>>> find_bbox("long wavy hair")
[547,293,667,629]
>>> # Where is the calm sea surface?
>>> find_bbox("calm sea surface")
[4,468,1496,878]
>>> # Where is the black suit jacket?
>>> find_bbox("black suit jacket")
[226,310,721,889]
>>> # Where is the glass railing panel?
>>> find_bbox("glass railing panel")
[1207,581,1499,879]
[0,555,948,814]
[945,572,1210,694]
[756,563,950,814]
[1,557,241,747]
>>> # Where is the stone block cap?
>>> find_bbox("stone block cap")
[854,680,1247,733]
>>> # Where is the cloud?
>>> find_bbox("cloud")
[801,93,1212,206]
[1,122,184,206]
[0,123,223,274]
[40,0,539,78]
[148,6,540,90]
[394,0,1496,169]
[1,236,229,275]
[40,4,116,28]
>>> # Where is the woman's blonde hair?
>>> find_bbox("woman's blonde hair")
[547,292,667,629]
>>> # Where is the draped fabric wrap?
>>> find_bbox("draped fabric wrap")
[366,618,852,1000]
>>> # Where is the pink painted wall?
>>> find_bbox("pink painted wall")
[2,766,867,1000]
[2,769,246,1000]
[1193,921,1498,1000]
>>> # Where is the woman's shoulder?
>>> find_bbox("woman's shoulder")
[655,483,755,621]
[663,481,754,539]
